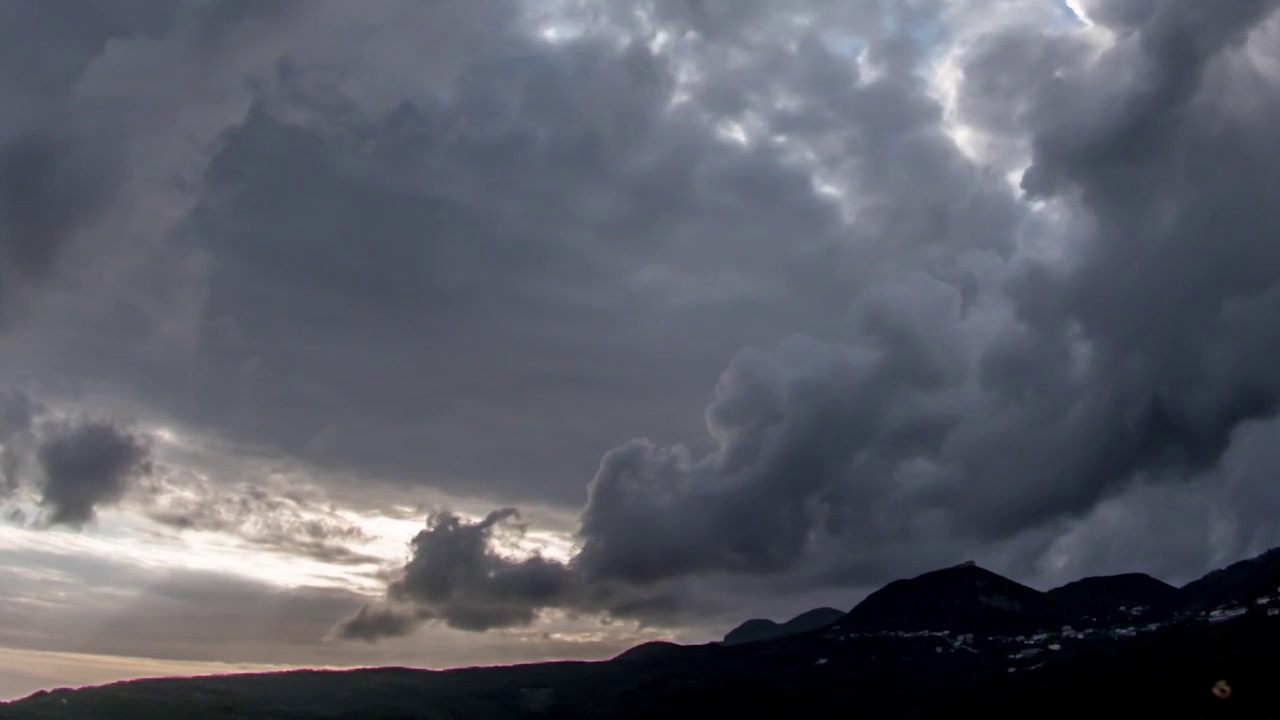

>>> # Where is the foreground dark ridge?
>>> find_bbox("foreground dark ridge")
[3,548,1278,719]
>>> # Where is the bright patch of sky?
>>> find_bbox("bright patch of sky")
[0,509,374,593]
[0,647,288,702]
[9,508,577,595]
[1060,0,1091,26]
[1,479,575,599]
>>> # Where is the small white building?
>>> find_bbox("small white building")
[1208,607,1248,623]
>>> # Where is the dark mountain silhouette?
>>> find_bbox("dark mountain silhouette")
[4,547,1279,719]
[837,560,1064,635]
[612,640,687,663]
[1048,573,1181,625]
[1181,546,1280,613]
[721,607,843,645]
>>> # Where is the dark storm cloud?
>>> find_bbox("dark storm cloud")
[0,134,87,275]
[574,315,976,585]
[985,0,1280,521]
[601,0,1280,575]
[337,604,425,643]
[1027,413,1280,590]
[150,28,881,505]
[0,130,117,321]
[338,508,679,639]
[1023,0,1280,195]
[37,419,153,527]
[387,509,567,631]
[585,0,1280,579]
[112,0,1022,526]
[0,3,170,302]
[0,0,258,322]
[6,0,1010,519]
[346,0,1280,626]
[0,1,176,121]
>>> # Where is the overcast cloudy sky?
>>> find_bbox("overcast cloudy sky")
[3,0,1280,700]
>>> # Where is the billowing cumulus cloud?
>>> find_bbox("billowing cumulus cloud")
[388,509,567,631]
[339,508,678,639]
[586,0,1280,576]
[340,0,1280,634]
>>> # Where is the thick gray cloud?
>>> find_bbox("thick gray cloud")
[0,131,115,322]
[388,509,570,631]
[0,388,42,493]
[969,1,1280,533]
[4,0,1025,516]
[339,508,678,639]
[0,1,239,322]
[185,3,1013,515]
[337,603,426,643]
[37,420,153,527]
[347,0,1280,630]
[577,0,1280,581]
[118,31,857,503]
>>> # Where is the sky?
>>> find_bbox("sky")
[2,0,1280,700]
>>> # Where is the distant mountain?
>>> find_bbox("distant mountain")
[612,640,686,663]
[1181,546,1280,612]
[838,560,1064,635]
[1048,573,1181,625]
[722,607,844,645]
[5,547,1280,719]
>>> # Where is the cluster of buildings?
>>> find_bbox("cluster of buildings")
[1205,591,1280,622]
[813,587,1280,674]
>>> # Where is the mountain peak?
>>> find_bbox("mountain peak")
[839,563,1062,635]
[722,607,844,645]
[1181,546,1280,611]
[1048,573,1181,625]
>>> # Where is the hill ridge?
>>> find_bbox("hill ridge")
[5,546,1280,718]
